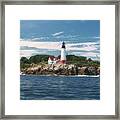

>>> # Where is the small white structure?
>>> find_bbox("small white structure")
[53,58,57,64]
[48,57,53,64]
[48,56,60,65]
[60,42,66,64]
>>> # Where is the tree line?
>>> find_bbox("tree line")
[20,54,100,69]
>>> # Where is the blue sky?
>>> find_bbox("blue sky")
[20,20,100,60]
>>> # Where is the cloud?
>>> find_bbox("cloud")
[92,36,100,39]
[69,51,100,60]
[20,40,100,60]
[20,49,50,58]
[20,50,38,58]
[67,42,99,51]
[52,31,64,36]
[32,38,41,41]
[71,51,99,57]
[20,41,61,50]
[20,41,99,52]
[20,48,61,58]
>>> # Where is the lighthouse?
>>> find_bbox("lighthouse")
[60,42,66,64]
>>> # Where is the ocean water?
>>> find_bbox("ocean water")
[20,75,100,100]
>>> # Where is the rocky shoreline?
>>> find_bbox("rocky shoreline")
[21,63,100,76]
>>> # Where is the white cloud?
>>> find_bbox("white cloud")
[20,41,61,50]
[70,51,100,60]
[32,38,41,40]
[20,40,100,59]
[20,49,49,58]
[72,51,99,57]
[92,36,100,39]
[52,31,64,36]
[20,50,38,58]
[67,42,99,51]
[20,40,99,52]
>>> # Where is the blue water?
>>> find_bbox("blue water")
[20,75,100,100]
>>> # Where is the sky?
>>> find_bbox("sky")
[20,20,100,60]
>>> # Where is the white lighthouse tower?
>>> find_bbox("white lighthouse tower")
[60,42,66,64]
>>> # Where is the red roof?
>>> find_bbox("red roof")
[48,56,59,61]
[48,56,54,60]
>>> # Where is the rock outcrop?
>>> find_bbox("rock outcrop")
[21,63,100,76]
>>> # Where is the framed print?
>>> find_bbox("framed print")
[0,0,119,119]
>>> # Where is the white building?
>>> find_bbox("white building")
[48,56,60,65]
[60,41,66,64]
[48,57,54,64]
[48,42,67,64]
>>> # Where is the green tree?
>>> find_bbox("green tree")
[29,55,53,64]
[20,57,30,64]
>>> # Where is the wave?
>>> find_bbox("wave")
[20,74,100,78]
[77,75,100,77]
